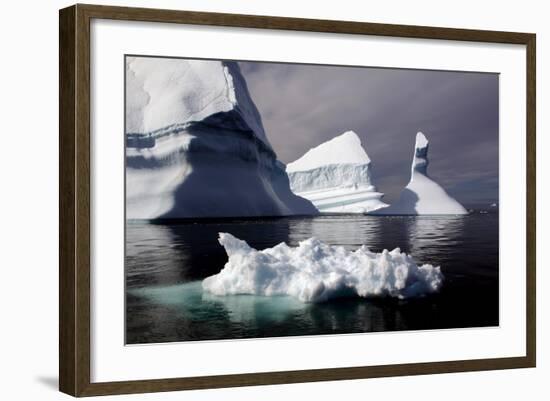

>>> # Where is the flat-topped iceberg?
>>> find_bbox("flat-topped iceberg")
[372,132,467,215]
[202,233,443,303]
[286,131,388,213]
[126,57,316,219]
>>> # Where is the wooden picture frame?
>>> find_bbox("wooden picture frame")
[59,3,536,397]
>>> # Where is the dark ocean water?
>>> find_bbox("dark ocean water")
[125,212,499,344]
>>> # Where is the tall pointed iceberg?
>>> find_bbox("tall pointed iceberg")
[286,131,388,213]
[125,57,316,219]
[372,132,467,215]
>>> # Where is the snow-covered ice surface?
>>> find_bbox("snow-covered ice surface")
[286,131,388,213]
[126,57,269,148]
[126,57,316,219]
[202,233,443,303]
[372,132,468,215]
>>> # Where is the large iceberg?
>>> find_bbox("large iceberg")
[286,131,388,213]
[202,233,443,303]
[125,57,316,219]
[372,132,467,215]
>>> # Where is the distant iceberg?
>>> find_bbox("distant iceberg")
[125,57,316,219]
[372,132,467,215]
[286,131,388,213]
[202,233,443,303]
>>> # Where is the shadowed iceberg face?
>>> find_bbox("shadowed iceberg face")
[411,131,429,177]
[125,57,317,219]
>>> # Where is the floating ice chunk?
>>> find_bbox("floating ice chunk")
[202,233,443,303]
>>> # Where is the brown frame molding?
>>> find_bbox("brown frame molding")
[59,3,536,397]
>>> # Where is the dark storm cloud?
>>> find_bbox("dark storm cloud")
[239,61,499,205]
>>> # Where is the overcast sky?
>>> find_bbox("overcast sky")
[238,61,499,206]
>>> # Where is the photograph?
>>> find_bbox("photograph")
[0,0,541,397]
[124,55,499,344]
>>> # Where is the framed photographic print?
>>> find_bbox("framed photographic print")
[59,4,536,397]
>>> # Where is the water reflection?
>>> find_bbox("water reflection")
[406,216,466,264]
[126,218,292,287]
[126,213,499,343]
[301,299,407,333]
[287,215,382,250]
[126,223,189,288]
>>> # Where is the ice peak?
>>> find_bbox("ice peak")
[286,131,370,172]
[338,130,362,143]
[411,131,429,178]
[328,131,370,162]
[415,131,429,149]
